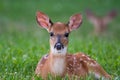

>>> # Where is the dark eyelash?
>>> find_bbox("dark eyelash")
[64,33,69,37]
[49,32,54,37]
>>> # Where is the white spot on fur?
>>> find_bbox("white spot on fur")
[73,57,77,65]
[87,57,91,60]
[73,57,76,60]
[69,64,73,67]
[89,72,101,79]
[89,62,97,66]
[83,60,87,63]
[94,73,101,79]
[81,54,85,57]
[50,46,67,56]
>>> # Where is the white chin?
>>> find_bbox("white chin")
[51,46,67,55]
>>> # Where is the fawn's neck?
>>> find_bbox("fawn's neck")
[49,53,67,76]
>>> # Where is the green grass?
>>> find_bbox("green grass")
[0,0,120,80]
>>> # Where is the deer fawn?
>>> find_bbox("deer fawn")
[86,9,117,35]
[35,11,111,79]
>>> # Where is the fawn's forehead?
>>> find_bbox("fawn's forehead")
[49,22,69,34]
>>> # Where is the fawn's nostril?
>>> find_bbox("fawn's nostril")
[55,43,63,50]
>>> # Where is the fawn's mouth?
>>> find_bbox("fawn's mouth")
[51,45,67,55]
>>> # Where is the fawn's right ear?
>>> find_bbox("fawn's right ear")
[36,11,53,30]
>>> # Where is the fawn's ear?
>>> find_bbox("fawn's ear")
[106,10,117,18]
[68,13,82,31]
[103,10,117,24]
[85,9,98,26]
[36,11,53,30]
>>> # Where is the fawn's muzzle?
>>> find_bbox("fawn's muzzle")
[54,35,64,50]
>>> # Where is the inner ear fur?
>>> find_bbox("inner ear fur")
[68,13,82,31]
[36,11,53,30]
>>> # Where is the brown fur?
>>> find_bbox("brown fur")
[35,11,111,79]
[35,53,111,79]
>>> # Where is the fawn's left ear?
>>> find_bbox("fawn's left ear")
[68,13,82,31]
[36,11,53,30]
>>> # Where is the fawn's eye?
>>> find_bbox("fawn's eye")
[64,33,69,37]
[49,32,54,37]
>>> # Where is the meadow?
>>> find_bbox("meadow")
[0,0,120,80]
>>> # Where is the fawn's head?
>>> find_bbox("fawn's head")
[36,11,82,55]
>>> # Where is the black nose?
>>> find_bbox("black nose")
[55,43,63,50]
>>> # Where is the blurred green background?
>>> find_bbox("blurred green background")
[0,0,120,79]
